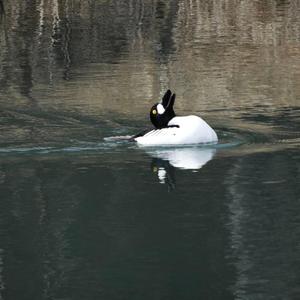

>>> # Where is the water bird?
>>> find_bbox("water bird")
[134,90,218,145]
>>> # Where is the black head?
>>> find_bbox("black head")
[150,89,176,129]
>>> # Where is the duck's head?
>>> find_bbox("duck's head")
[150,90,176,129]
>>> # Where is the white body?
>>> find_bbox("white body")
[135,115,218,146]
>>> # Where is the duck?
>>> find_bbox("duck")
[134,90,218,146]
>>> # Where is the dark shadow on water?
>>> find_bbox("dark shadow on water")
[225,148,300,299]
[0,153,235,300]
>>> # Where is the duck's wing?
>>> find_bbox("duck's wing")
[130,128,154,141]
[134,127,179,145]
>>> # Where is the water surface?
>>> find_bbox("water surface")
[0,1,299,299]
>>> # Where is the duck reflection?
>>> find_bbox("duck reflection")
[151,158,176,189]
[145,147,216,189]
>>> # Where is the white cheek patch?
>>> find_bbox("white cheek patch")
[157,104,165,115]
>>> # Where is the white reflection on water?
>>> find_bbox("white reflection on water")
[145,147,216,170]
[142,146,216,186]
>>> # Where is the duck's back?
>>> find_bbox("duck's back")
[135,115,218,146]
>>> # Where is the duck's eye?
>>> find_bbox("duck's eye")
[152,109,157,115]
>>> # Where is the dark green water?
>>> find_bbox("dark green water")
[0,1,300,299]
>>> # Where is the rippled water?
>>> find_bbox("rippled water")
[0,1,300,299]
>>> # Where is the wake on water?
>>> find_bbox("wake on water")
[1,125,296,157]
